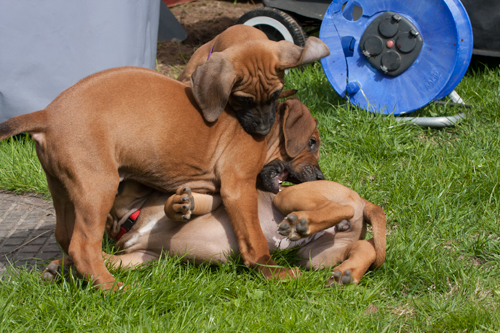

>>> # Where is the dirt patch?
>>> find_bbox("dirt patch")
[157,0,262,78]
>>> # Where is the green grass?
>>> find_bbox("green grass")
[1,56,500,331]
[0,134,49,195]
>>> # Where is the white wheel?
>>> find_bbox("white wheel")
[235,7,307,47]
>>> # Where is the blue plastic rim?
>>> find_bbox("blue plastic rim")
[319,0,473,115]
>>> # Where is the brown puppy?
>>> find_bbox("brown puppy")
[177,25,330,135]
[174,180,385,286]
[0,71,327,290]
[41,97,323,281]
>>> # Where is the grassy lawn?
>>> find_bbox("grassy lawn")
[1,57,499,332]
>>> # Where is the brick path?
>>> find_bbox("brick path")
[0,191,61,275]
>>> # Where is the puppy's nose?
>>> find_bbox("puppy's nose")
[253,124,271,136]
[257,108,276,134]
[316,168,325,180]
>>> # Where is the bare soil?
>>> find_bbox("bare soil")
[157,0,262,78]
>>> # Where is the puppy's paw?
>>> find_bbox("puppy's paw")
[261,265,302,280]
[277,214,310,241]
[336,220,351,232]
[41,263,61,282]
[325,270,354,287]
[165,187,195,222]
[40,259,75,282]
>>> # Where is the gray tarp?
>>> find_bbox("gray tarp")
[0,0,160,123]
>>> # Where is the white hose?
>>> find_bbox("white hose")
[394,90,467,127]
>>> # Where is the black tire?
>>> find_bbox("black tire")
[235,7,307,47]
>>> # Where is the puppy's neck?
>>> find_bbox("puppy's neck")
[264,111,284,165]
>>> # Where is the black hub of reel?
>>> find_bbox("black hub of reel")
[360,11,423,77]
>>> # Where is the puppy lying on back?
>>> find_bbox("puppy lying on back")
[161,179,386,286]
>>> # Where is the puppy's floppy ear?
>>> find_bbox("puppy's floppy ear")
[280,98,318,158]
[277,37,330,70]
[190,53,238,122]
[279,89,298,99]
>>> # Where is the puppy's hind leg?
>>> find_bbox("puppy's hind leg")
[45,173,76,255]
[296,234,376,286]
[274,190,354,241]
[326,239,377,286]
[63,171,121,291]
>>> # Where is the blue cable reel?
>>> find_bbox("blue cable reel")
[319,0,473,125]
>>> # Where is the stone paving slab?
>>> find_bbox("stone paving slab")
[0,191,61,275]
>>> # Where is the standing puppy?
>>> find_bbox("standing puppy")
[0,35,329,290]
[41,97,327,281]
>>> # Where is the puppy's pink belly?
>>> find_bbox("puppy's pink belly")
[119,208,236,263]
[168,210,237,262]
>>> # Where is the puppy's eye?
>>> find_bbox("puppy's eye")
[271,90,282,100]
[234,96,254,106]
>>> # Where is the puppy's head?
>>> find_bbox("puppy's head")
[105,180,153,239]
[190,37,330,136]
[258,97,324,194]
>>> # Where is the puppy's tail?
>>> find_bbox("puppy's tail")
[0,110,48,141]
[362,199,386,269]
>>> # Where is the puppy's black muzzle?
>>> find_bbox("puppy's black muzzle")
[287,165,325,184]
[236,103,276,136]
[257,160,286,194]
[257,160,325,194]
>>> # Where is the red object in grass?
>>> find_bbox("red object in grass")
[163,0,196,7]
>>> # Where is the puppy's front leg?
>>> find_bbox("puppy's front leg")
[164,187,222,221]
[220,177,300,279]
[102,251,159,269]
